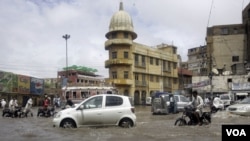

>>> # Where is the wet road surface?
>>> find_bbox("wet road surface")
[1,106,250,141]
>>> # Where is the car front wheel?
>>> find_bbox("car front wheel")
[61,119,76,128]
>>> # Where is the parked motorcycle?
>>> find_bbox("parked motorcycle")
[174,105,211,126]
[37,106,56,117]
[2,106,22,118]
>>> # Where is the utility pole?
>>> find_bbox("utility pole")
[62,34,70,78]
[209,48,213,99]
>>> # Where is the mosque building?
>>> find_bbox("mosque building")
[104,2,179,105]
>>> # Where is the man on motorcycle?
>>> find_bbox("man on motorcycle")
[43,94,50,116]
[190,91,204,125]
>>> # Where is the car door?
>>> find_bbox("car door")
[174,95,180,110]
[102,95,124,125]
[76,95,103,126]
[177,95,190,111]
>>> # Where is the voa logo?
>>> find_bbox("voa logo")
[226,129,246,136]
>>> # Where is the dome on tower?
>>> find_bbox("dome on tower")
[106,2,137,39]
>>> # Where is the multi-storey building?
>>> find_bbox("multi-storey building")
[187,45,208,76]
[104,2,179,105]
[190,3,250,98]
[243,3,250,62]
[206,24,245,75]
[57,66,115,102]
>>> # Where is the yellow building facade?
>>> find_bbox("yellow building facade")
[104,2,178,105]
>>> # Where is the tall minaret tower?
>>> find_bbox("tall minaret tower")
[105,2,137,95]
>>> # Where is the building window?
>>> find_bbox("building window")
[112,71,117,79]
[141,55,145,67]
[124,71,128,79]
[227,78,232,83]
[156,76,159,82]
[173,48,176,54]
[135,73,139,80]
[173,62,177,69]
[134,54,139,66]
[163,60,166,70]
[124,32,129,38]
[124,51,128,58]
[112,52,117,59]
[150,57,154,65]
[142,74,146,81]
[168,61,171,71]
[111,32,117,39]
[173,78,177,84]
[156,59,159,66]
[73,91,76,98]
[232,56,239,62]
[233,28,238,34]
[150,75,154,82]
[135,54,139,61]
[221,28,229,35]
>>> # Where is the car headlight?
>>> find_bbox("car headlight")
[237,107,249,111]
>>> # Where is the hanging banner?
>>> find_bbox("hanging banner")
[185,79,210,88]
[232,82,250,90]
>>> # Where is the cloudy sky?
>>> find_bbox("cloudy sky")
[0,0,249,78]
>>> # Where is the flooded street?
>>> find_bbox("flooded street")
[1,106,250,141]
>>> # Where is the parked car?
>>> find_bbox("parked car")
[151,92,190,114]
[173,95,190,112]
[53,94,136,128]
[146,97,152,106]
[219,93,234,107]
[227,97,250,116]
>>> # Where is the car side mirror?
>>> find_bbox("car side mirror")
[78,105,84,110]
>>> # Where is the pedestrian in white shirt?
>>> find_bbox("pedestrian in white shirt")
[213,96,224,110]
[24,97,33,117]
[9,97,14,112]
[1,99,6,109]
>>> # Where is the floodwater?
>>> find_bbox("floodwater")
[1,106,250,141]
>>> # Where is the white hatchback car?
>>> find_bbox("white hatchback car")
[53,94,136,128]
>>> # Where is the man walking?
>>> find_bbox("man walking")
[24,97,33,117]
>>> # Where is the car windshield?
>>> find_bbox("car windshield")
[239,97,250,104]
[180,96,190,102]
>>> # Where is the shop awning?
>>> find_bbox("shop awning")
[236,93,248,96]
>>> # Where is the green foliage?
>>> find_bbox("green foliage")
[63,65,98,73]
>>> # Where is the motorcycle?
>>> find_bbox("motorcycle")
[174,105,211,126]
[2,106,22,118]
[37,106,56,117]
